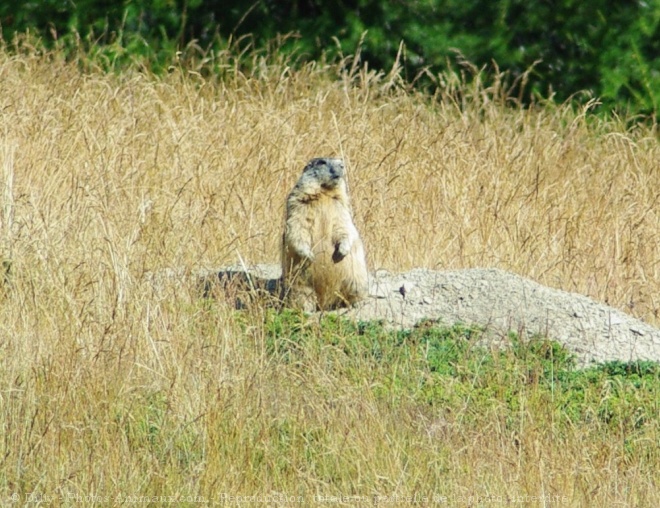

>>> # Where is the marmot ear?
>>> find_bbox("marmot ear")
[303,160,315,172]
[303,157,328,171]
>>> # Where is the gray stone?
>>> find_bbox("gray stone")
[178,264,660,368]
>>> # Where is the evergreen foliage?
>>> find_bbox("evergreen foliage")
[2,1,658,114]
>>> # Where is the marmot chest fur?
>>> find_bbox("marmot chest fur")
[281,158,368,311]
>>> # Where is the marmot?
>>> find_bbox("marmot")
[281,158,369,311]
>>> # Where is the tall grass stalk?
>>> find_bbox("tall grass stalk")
[0,40,658,505]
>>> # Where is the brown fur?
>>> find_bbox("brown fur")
[281,158,369,311]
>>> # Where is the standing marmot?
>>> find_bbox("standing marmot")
[281,158,369,311]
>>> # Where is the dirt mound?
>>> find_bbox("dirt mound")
[199,264,660,368]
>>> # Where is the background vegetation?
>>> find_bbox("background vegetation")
[0,39,658,504]
[2,0,660,116]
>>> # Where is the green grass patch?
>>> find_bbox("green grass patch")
[263,310,660,437]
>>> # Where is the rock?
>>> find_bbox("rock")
[370,280,391,299]
[399,281,416,299]
[189,264,660,368]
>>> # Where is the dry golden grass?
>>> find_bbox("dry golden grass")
[0,43,658,505]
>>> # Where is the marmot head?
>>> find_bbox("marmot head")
[293,158,347,198]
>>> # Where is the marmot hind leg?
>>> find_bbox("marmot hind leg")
[282,284,318,312]
[281,259,319,312]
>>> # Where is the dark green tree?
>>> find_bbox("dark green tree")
[1,1,658,115]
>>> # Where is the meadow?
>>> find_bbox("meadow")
[0,42,658,505]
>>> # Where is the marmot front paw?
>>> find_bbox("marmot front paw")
[337,239,351,257]
[299,247,315,261]
[332,241,351,262]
